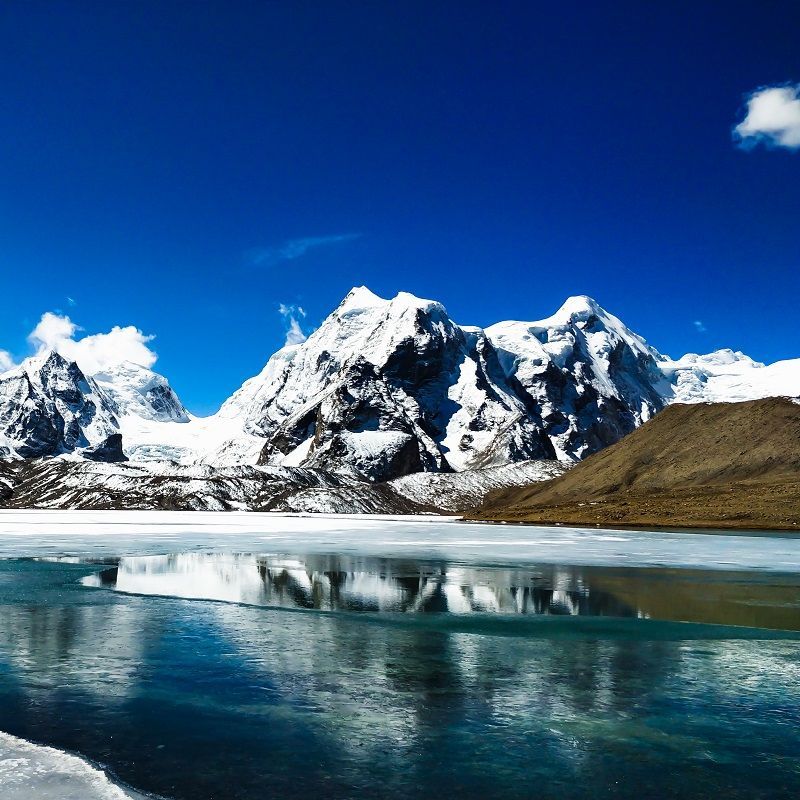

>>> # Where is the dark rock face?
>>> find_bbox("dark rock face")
[83,433,127,462]
[0,351,122,460]
[258,357,447,482]
[145,383,185,420]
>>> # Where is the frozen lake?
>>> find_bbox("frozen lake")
[0,509,799,571]
[0,511,798,799]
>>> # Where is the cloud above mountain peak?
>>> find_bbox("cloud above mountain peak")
[27,312,158,375]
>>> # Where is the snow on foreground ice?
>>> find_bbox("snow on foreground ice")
[0,510,798,571]
[0,732,147,800]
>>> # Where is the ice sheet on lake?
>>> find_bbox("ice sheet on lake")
[0,510,798,572]
[0,732,147,799]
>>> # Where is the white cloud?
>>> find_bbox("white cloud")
[248,233,361,268]
[693,320,707,333]
[278,303,308,346]
[27,312,157,375]
[734,84,800,150]
[28,312,79,351]
[0,350,15,373]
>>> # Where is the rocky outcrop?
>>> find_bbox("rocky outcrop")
[0,351,122,460]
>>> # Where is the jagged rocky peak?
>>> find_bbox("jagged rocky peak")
[0,350,125,461]
[485,295,668,460]
[93,361,190,423]
[233,287,472,481]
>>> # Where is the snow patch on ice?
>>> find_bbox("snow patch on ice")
[0,731,147,799]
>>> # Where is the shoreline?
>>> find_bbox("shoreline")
[465,515,800,535]
[0,505,798,536]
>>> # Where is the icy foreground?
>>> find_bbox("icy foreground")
[1,289,797,481]
[0,732,145,800]
[0,510,798,570]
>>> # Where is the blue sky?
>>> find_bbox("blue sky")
[0,1,798,413]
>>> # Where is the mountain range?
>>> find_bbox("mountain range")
[0,287,797,511]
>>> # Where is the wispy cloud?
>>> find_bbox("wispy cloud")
[279,303,308,346]
[734,84,800,150]
[247,233,361,268]
[693,320,707,333]
[0,350,15,373]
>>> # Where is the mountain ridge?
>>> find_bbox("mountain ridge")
[1,288,798,481]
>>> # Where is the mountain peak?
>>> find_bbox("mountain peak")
[338,287,446,316]
[18,348,69,373]
[553,295,607,321]
[339,286,387,311]
[0,347,124,461]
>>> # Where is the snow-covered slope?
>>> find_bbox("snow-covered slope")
[388,459,567,513]
[93,361,189,423]
[661,349,800,403]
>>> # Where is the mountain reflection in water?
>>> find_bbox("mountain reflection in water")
[0,554,798,800]
[83,552,800,630]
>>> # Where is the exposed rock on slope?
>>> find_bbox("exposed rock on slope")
[472,398,800,530]
[0,458,562,514]
[389,459,566,513]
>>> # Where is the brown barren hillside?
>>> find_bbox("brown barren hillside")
[471,398,800,530]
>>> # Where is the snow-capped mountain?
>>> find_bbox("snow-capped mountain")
[0,352,197,463]
[93,361,189,423]
[486,295,669,460]
[201,289,672,478]
[0,351,124,461]
[661,349,800,403]
[211,288,556,480]
[1,288,798,486]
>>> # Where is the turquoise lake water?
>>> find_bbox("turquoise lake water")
[0,521,798,799]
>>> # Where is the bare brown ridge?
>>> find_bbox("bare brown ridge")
[470,397,800,531]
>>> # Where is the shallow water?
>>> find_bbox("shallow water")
[0,519,798,799]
